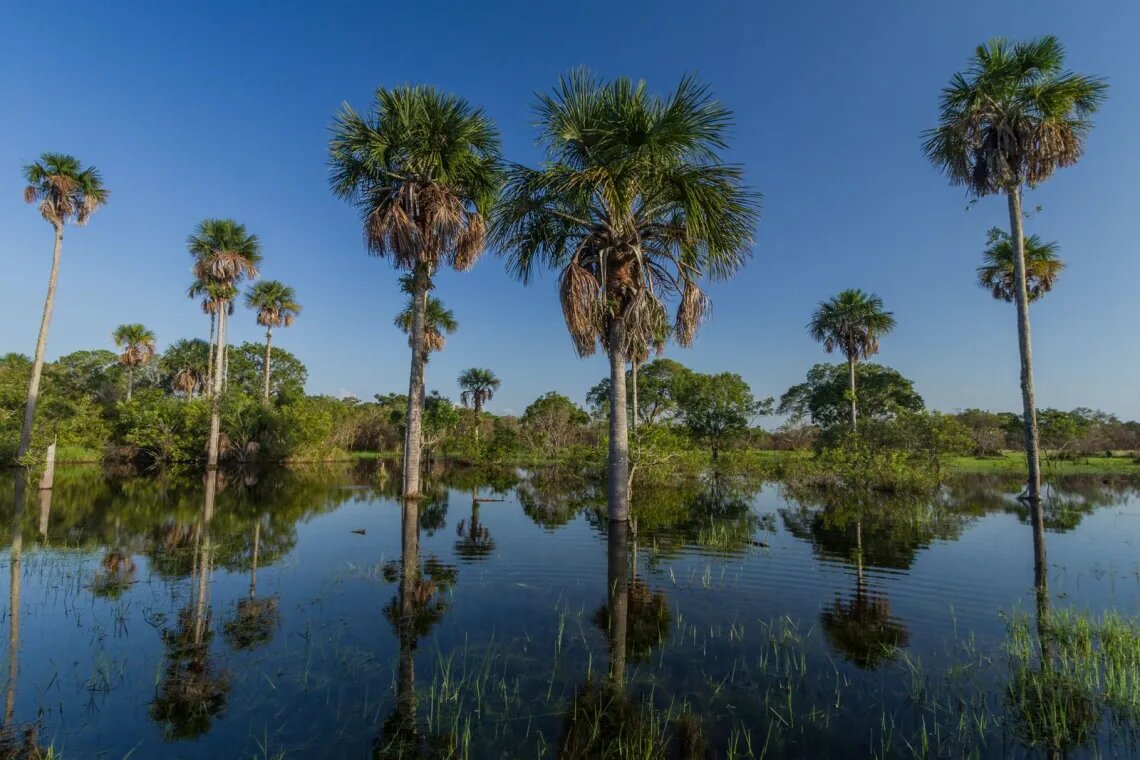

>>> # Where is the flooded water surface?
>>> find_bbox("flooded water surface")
[3,464,1140,758]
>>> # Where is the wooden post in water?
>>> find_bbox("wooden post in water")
[38,441,56,491]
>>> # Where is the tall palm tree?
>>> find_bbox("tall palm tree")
[329,85,502,500]
[112,323,157,401]
[493,71,759,523]
[394,289,458,363]
[187,219,262,468]
[923,35,1106,511]
[244,280,301,403]
[457,368,500,415]
[17,153,109,460]
[977,227,1064,303]
[188,279,236,395]
[807,289,896,432]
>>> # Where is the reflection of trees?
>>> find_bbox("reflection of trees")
[90,517,137,599]
[454,495,495,561]
[592,525,670,666]
[517,468,604,530]
[1006,555,1096,756]
[150,471,231,741]
[560,521,697,758]
[620,473,767,558]
[223,518,279,651]
[779,494,939,668]
[818,521,908,669]
[942,474,1137,533]
[374,499,459,759]
[5,475,25,727]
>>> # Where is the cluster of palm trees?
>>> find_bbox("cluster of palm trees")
[14,36,1107,546]
[14,171,302,466]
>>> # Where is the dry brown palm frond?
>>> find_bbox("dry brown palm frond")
[617,289,668,358]
[22,185,36,204]
[452,211,486,271]
[560,261,602,357]
[39,200,61,226]
[675,280,710,347]
[422,329,446,353]
[77,193,100,225]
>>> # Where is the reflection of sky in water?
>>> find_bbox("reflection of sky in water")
[2,468,1139,757]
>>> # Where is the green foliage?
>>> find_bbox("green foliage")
[116,390,211,464]
[674,371,769,457]
[521,392,592,460]
[779,363,924,435]
[227,342,308,402]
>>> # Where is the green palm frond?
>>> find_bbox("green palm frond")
[23,152,109,226]
[807,290,896,361]
[493,69,759,357]
[245,280,302,329]
[922,35,1107,194]
[977,227,1064,303]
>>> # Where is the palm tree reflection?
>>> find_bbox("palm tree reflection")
[374,499,458,758]
[223,517,280,651]
[454,491,495,561]
[150,470,231,740]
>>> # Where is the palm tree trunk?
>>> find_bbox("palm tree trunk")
[206,311,216,397]
[397,498,419,721]
[206,305,227,468]
[262,327,273,404]
[1007,188,1046,542]
[403,266,429,499]
[607,321,631,523]
[848,356,858,432]
[17,225,64,460]
[250,520,260,600]
[473,395,482,443]
[127,366,134,401]
[631,360,639,433]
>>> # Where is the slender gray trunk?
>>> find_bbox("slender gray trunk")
[206,311,216,397]
[607,518,629,684]
[1007,188,1045,539]
[397,498,419,723]
[848,356,858,432]
[127,366,134,401]
[631,360,639,433]
[473,395,482,443]
[262,327,273,404]
[206,305,228,468]
[607,321,631,523]
[17,225,64,460]
[195,469,217,645]
[403,266,429,499]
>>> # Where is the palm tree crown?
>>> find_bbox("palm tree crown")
[113,323,157,368]
[493,70,760,356]
[808,290,896,362]
[922,36,1107,196]
[458,368,501,412]
[245,280,301,329]
[23,152,109,227]
[328,85,502,274]
[187,219,262,288]
[189,280,238,317]
[977,228,1064,303]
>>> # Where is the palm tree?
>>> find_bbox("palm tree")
[329,85,501,500]
[493,71,759,523]
[458,368,500,415]
[187,219,262,468]
[162,338,210,399]
[807,289,896,432]
[977,227,1064,303]
[394,275,458,364]
[244,280,301,403]
[112,323,156,401]
[17,153,109,460]
[923,35,1106,510]
[188,280,236,395]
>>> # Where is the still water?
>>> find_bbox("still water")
[2,464,1139,758]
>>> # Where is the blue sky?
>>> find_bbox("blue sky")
[1,1,1136,419]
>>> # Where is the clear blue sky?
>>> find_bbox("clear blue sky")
[1,1,1136,419]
